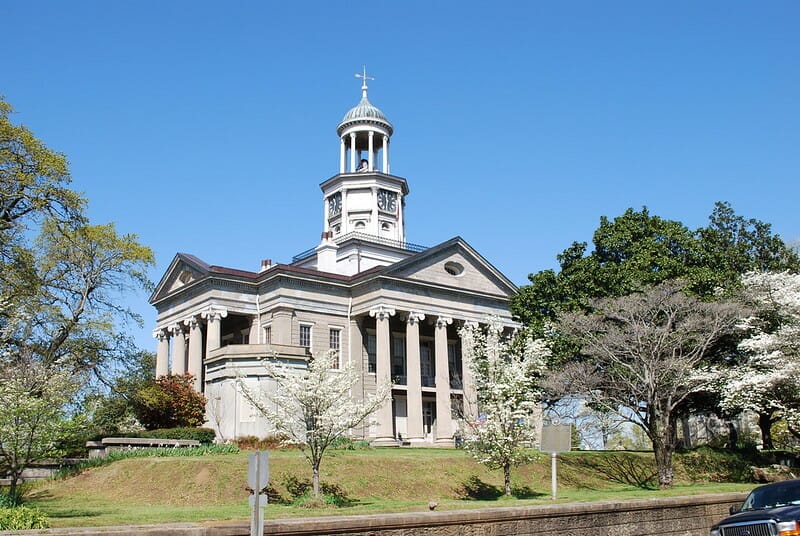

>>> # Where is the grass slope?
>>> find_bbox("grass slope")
[26,448,755,527]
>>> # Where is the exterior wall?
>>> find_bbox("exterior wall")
[16,493,747,536]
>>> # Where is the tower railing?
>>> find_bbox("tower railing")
[292,232,428,263]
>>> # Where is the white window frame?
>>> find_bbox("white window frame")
[329,326,342,369]
[299,323,313,349]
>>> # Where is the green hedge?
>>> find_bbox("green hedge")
[0,506,49,530]
[135,427,216,444]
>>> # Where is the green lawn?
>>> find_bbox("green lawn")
[24,448,756,527]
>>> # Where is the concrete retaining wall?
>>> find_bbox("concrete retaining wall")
[5,492,747,536]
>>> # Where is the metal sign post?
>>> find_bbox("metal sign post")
[247,451,269,536]
[540,424,572,501]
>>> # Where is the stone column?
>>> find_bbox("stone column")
[202,306,228,353]
[154,327,169,378]
[370,305,395,446]
[460,321,479,425]
[434,316,453,446]
[405,312,425,443]
[170,323,187,375]
[185,316,203,392]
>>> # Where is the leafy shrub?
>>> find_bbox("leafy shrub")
[0,506,49,530]
[137,427,216,444]
[330,437,371,450]
[236,434,290,451]
[133,374,206,430]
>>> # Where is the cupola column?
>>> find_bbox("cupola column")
[349,132,357,173]
[368,131,374,171]
[339,138,346,174]
[382,135,389,174]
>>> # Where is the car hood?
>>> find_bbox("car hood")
[714,505,800,528]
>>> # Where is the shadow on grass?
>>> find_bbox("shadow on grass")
[44,509,105,519]
[457,476,546,501]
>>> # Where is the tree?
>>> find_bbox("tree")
[714,271,800,448]
[133,374,207,430]
[0,353,81,498]
[460,320,549,496]
[239,352,389,498]
[0,97,154,485]
[557,280,742,488]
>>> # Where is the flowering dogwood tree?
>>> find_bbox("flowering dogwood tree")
[716,271,800,446]
[239,351,389,497]
[460,319,549,496]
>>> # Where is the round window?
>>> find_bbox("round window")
[444,261,465,277]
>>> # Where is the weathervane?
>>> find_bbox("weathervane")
[355,65,374,96]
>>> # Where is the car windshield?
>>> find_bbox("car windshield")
[741,482,800,510]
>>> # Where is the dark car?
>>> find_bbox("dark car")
[711,479,800,536]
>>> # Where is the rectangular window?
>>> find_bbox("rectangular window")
[329,328,341,369]
[391,335,406,384]
[300,324,312,348]
[264,325,271,344]
[448,341,462,389]
[366,332,377,373]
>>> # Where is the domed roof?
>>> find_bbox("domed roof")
[337,90,393,136]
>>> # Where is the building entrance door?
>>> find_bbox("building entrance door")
[422,401,435,440]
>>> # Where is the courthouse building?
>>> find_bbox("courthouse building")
[149,77,518,445]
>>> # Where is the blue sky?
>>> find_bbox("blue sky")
[4,1,798,350]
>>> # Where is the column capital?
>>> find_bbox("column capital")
[436,316,453,329]
[405,312,425,325]
[183,315,201,329]
[201,306,228,322]
[153,327,169,340]
[169,323,185,336]
[462,320,480,330]
[369,305,396,321]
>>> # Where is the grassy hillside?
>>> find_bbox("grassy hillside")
[26,448,756,527]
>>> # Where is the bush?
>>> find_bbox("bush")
[236,434,290,451]
[137,427,216,444]
[676,446,753,483]
[330,437,371,450]
[0,506,49,530]
[133,374,206,430]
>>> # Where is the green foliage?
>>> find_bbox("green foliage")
[136,427,216,444]
[676,446,752,483]
[133,374,206,430]
[0,505,49,530]
[329,437,371,450]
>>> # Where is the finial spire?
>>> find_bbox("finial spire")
[355,65,374,98]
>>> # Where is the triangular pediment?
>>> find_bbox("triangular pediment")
[382,237,517,297]
[149,253,211,304]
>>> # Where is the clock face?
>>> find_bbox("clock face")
[328,192,342,216]
[377,189,397,212]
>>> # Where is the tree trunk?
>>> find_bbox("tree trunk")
[758,412,774,450]
[653,442,674,489]
[726,420,739,450]
[312,465,320,497]
[503,463,512,496]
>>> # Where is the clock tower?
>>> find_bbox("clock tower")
[301,68,414,276]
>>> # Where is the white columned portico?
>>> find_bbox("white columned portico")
[370,305,396,446]
[170,323,187,375]
[434,316,454,446]
[154,328,169,378]
[405,312,425,443]
[185,316,203,391]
